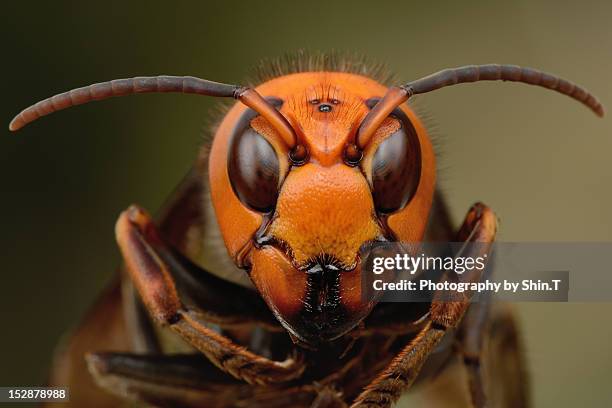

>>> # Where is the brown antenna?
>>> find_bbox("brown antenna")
[9,75,297,149]
[356,64,605,149]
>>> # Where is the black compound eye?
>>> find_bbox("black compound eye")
[371,118,421,213]
[228,128,280,213]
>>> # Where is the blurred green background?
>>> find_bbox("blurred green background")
[1,1,611,406]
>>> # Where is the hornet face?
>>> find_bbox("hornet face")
[209,72,436,346]
[8,61,601,348]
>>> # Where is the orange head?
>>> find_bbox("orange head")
[9,60,603,347]
[209,72,436,344]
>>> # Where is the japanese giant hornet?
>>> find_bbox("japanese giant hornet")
[10,53,603,407]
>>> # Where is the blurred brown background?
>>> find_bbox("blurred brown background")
[1,1,611,406]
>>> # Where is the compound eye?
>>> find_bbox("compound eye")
[228,127,280,213]
[371,119,421,213]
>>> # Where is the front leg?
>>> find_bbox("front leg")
[115,205,305,385]
[351,203,497,408]
[86,352,246,407]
